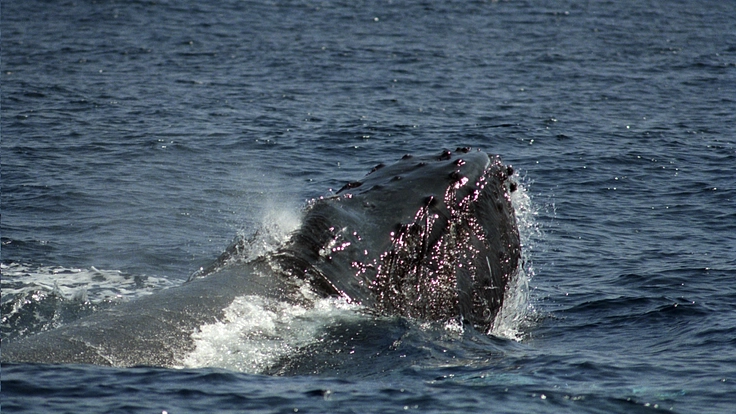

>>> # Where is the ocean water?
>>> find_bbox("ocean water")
[2,0,736,412]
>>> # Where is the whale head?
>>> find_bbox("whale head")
[0,148,522,367]
[276,148,521,331]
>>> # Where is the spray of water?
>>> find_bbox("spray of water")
[237,198,303,261]
[491,174,541,341]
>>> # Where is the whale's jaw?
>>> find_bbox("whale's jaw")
[276,148,521,331]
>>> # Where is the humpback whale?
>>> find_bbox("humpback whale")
[2,148,520,367]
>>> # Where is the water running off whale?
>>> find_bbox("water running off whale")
[2,148,521,368]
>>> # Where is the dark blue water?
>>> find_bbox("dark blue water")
[2,0,735,412]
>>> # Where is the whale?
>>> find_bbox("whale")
[1,148,521,367]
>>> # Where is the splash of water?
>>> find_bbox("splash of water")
[492,174,540,341]
[180,285,363,373]
[188,198,303,281]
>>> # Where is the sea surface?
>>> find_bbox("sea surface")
[2,0,736,412]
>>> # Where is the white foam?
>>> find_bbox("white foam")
[1,262,177,303]
[180,286,363,373]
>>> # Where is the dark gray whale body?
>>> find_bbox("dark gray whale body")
[2,148,520,367]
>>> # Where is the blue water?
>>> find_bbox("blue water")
[2,0,736,412]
